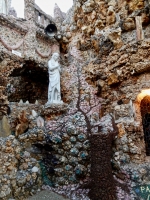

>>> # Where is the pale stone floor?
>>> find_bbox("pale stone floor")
[28,190,70,200]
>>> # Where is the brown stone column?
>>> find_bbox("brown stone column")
[89,133,116,200]
[0,86,8,119]
[24,0,37,58]
[135,16,144,41]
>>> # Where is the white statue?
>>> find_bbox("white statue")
[46,53,63,105]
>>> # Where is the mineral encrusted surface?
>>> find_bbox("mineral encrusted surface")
[0,0,150,199]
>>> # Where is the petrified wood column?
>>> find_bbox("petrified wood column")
[0,86,8,119]
[24,0,37,58]
[89,115,118,200]
[135,16,144,41]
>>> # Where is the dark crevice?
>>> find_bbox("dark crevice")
[7,64,48,104]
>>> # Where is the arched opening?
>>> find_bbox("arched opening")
[7,61,48,104]
[141,95,150,156]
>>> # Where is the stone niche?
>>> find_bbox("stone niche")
[7,61,48,104]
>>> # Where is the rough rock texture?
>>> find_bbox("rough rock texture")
[0,115,11,137]
[0,0,150,199]
[0,135,42,200]
[53,0,150,199]
[28,190,70,200]
[89,115,118,200]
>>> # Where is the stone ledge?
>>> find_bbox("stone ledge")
[0,14,27,33]
[41,103,68,115]
[9,102,69,115]
[132,61,150,74]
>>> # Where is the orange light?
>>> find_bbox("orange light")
[137,89,150,102]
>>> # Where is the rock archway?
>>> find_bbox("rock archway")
[7,62,48,104]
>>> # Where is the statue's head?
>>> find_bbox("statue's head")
[52,53,59,61]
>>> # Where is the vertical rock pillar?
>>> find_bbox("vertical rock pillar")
[24,0,37,58]
[0,86,8,119]
[89,115,118,200]
[135,16,144,41]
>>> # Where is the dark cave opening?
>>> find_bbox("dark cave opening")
[7,63,49,104]
[141,95,150,156]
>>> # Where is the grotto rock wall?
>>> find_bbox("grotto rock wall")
[58,0,150,199]
[0,0,103,199]
[0,0,62,198]
[0,0,59,104]
[0,135,42,199]
[54,0,150,198]
[1,0,150,199]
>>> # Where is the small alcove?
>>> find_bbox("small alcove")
[7,62,48,104]
[141,95,150,156]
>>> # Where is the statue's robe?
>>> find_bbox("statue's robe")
[48,59,61,102]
